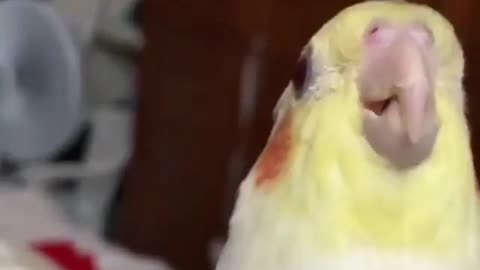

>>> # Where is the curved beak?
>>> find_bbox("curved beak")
[359,26,438,169]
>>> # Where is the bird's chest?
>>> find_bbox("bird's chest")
[217,198,478,270]
[218,237,473,270]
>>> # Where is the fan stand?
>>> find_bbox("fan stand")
[18,106,134,237]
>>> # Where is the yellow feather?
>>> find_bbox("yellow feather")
[266,79,477,256]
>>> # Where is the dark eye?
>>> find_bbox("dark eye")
[292,47,312,99]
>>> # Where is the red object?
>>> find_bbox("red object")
[31,241,98,270]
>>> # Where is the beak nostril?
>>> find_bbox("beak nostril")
[409,23,434,47]
[369,26,380,35]
[365,20,395,47]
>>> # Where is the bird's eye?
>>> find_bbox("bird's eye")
[292,46,312,99]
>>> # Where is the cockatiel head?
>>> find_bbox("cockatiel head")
[217,1,480,270]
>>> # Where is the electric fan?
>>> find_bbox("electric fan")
[5,0,137,237]
[0,0,83,164]
[0,1,84,267]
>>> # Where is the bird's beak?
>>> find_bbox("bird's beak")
[359,24,438,169]
[391,36,436,145]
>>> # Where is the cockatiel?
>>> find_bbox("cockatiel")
[216,1,480,270]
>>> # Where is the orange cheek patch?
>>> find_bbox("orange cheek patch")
[255,112,293,187]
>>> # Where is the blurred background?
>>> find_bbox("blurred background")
[0,1,477,270]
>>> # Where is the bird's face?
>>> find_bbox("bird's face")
[278,1,465,171]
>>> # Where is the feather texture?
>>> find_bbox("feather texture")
[216,2,478,270]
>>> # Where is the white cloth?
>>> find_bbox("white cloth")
[0,187,172,270]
